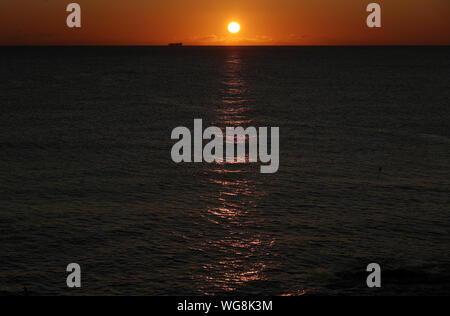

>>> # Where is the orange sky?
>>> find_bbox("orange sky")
[0,0,449,45]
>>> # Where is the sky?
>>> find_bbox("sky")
[0,0,449,45]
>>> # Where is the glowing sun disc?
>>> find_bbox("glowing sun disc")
[228,22,240,34]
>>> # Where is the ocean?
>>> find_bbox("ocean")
[0,46,449,295]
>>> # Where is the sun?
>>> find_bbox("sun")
[228,22,240,34]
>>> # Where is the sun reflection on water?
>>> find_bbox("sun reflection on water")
[197,50,274,295]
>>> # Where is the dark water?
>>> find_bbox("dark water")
[0,47,449,295]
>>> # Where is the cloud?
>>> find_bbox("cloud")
[193,35,222,43]
[190,34,275,45]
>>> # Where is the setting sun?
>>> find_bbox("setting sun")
[228,22,240,34]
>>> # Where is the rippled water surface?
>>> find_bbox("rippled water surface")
[0,47,449,295]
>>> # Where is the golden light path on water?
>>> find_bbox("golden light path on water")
[180,49,305,295]
[196,49,275,294]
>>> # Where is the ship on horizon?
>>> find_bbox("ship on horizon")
[169,42,183,47]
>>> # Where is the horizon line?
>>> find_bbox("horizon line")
[1,44,450,47]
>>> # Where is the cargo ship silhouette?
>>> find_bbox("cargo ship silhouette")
[169,42,183,47]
